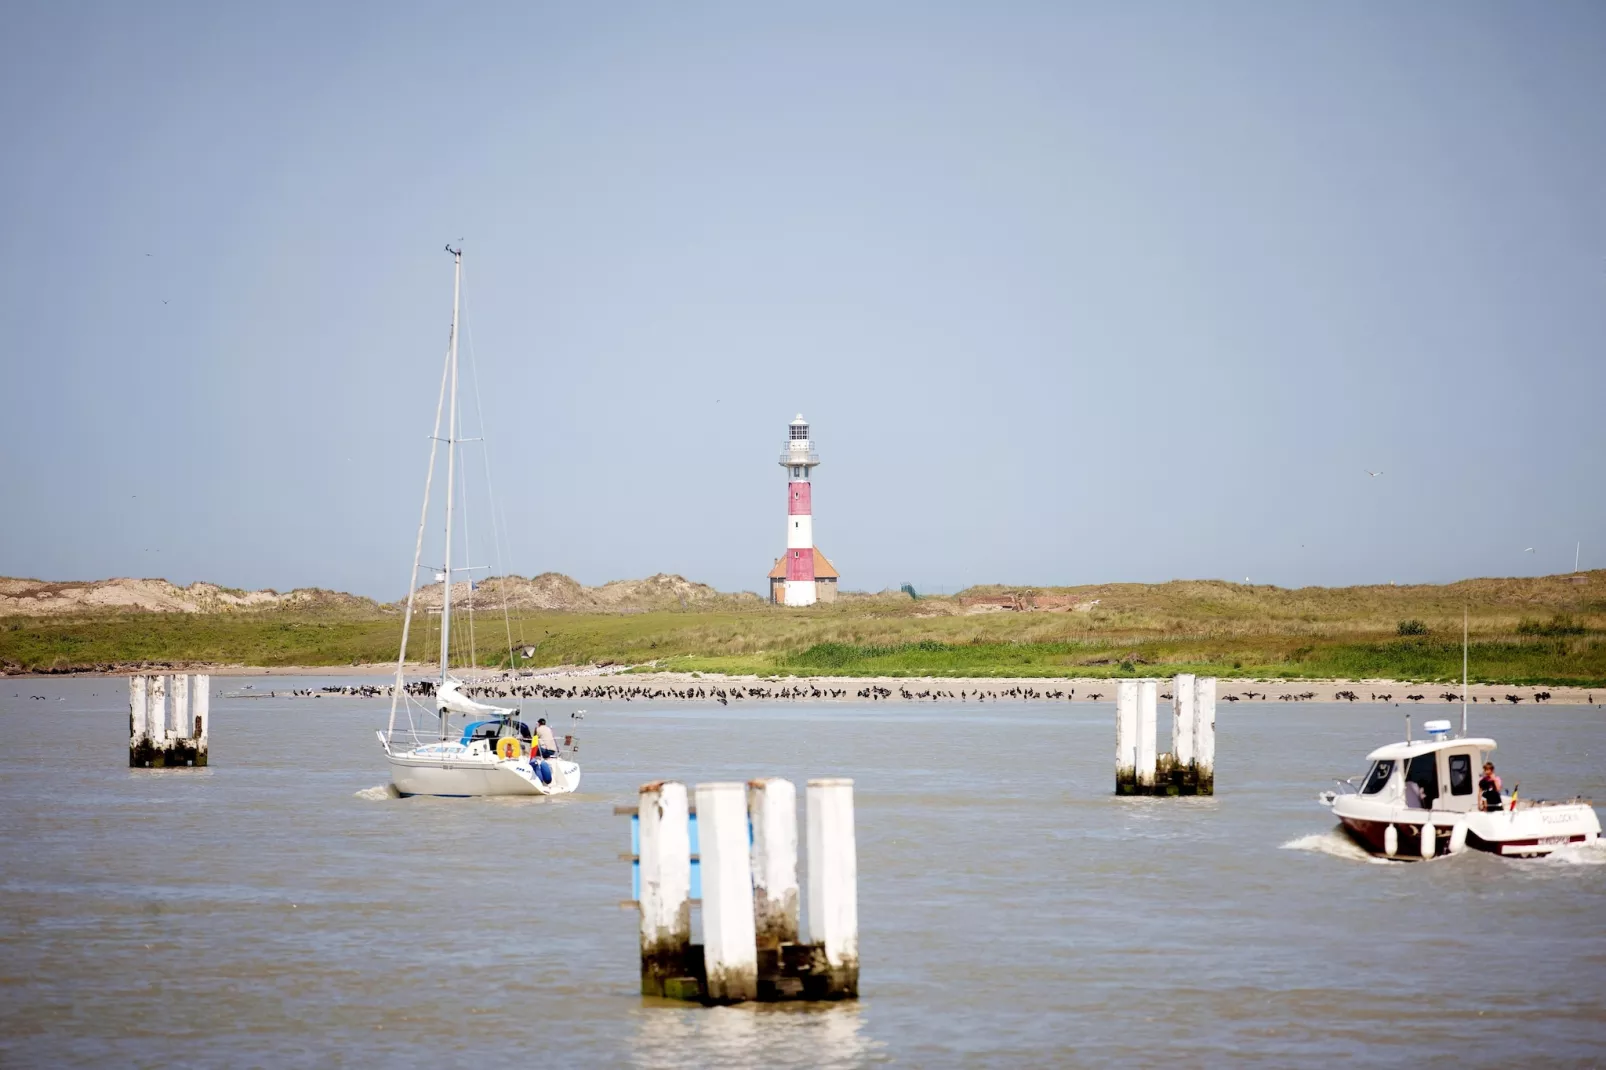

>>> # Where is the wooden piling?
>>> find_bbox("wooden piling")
[150,675,168,745]
[1115,680,1138,794]
[128,675,149,766]
[806,777,859,999]
[1172,673,1196,769]
[1136,680,1158,791]
[171,674,190,744]
[192,674,210,764]
[748,778,800,949]
[1194,676,1216,795]
[637,780,693,997]
[696,782,758,1003]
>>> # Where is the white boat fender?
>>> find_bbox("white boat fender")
[1420,821,1435,859]
[1448,821,1468,855]
[1384,824,1398,857]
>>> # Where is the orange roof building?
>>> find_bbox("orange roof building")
[768,548,839,604]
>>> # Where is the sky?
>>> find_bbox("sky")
[1,2,1603,600]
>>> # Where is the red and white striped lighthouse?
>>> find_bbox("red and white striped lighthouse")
[779,414,821,606]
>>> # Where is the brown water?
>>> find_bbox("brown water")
[2,677,1603,1067]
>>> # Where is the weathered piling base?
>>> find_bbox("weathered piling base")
[1150,755,1212,796]
[657,940,856,1004]
[1117,758,1212,795]
[128,734,208,768]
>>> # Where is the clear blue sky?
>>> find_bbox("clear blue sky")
[2,3,1602,599]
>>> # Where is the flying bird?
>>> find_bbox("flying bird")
[1524,547,1535,553]
[1366,470,1383,478]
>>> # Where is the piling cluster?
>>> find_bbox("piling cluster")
[630,777,858,1005]
[129,673,211,767]
[1115,674,1216,795]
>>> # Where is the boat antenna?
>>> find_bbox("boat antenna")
[1461,605,1469,738]
[1404,712,1411,744]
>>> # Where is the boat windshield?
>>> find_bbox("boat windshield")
[1360,759,1395,795]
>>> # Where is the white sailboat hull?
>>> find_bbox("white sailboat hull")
[386,744,581,798]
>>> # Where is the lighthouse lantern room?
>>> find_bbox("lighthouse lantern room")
[769,414,838,606]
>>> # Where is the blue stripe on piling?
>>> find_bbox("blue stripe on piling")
[628,811,746,901]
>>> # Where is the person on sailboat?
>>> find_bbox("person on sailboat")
[535,718,557,758]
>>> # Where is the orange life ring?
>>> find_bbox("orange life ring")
[495,737,522,760]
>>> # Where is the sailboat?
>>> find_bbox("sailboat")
[375,244,581,797]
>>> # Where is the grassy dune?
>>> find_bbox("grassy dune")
[2,573,1603,685]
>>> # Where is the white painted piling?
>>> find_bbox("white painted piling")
[1171,673,1196,767]
[1136,680,1158,789]
[1116,680,1138,790]
[1195,676,1216,793]
[806,777,859,996]
[193,675,210,751]
[638,780,692,996]
[129,675,148,750]
[696,781,758,1002]
[170,674,190,740]
[748,778,800,948]
[127,674,211,767]
[149,675,168,744]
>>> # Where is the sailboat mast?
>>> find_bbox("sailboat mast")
[440,245,463,688]
[385,258,455,740]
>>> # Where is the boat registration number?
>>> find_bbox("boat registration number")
[1539,835,1570,845]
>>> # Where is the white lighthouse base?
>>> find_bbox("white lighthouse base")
[784,580,817,607]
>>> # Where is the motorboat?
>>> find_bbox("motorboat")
[373,245,581,797]
[1320,719,1598,859]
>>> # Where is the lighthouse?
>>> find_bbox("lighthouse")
[769,414,839,606]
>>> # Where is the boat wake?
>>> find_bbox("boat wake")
[1280,827,1398,864]
[1539,838,1606,865]
[354,784,401,801]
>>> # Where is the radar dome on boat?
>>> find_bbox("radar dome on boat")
[1424,719,1452,741]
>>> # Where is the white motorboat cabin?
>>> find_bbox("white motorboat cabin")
[1353,734,1498,814]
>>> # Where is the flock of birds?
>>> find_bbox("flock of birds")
[1330,689,1560,704]
[265,681,1580,707]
